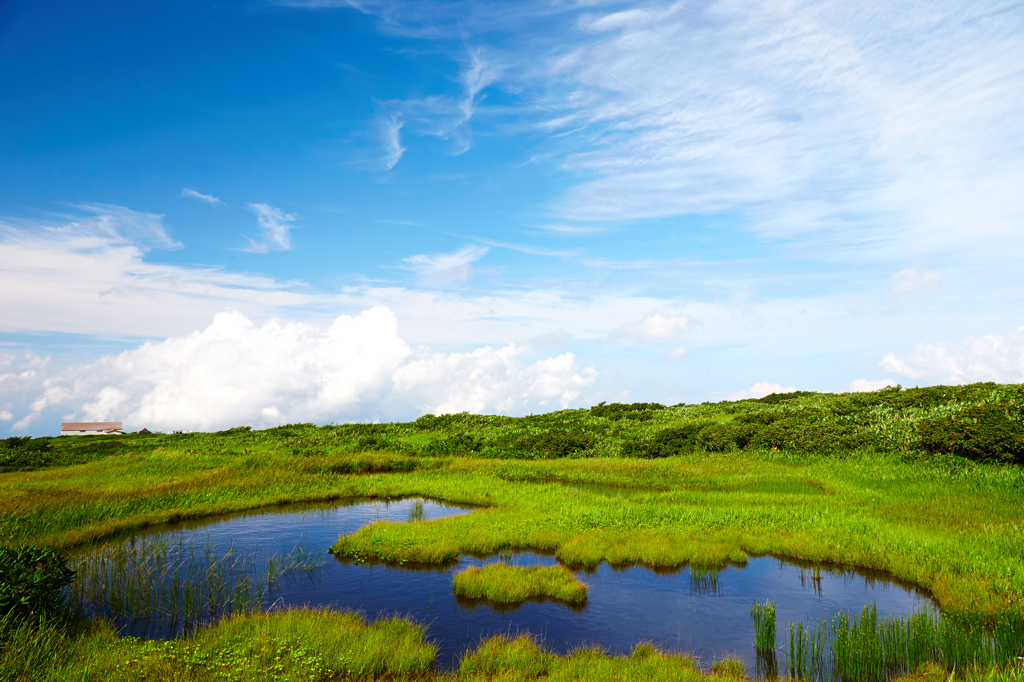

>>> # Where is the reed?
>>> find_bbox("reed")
[775,604,1024,682]
[752,599,778,652]
[69,534,325,635]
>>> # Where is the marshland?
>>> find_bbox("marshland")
[2,381,1024,681]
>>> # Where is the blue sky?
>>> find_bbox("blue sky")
[2,0,1023,435]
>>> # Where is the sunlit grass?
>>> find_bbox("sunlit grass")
[452,563,587,606]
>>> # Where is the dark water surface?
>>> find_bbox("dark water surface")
[109,498,934,672]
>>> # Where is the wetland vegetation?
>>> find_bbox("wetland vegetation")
[452,563,588,607]
[1,381,1023,680]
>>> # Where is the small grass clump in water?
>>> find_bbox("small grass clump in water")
[452,563,587,606]
[751,599,777,651]
[711,655,747,679]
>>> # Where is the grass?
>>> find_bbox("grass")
[70,534,326,635]
[2,382,1024,679]
[0,607,436,682]
[785,604,1024,682]
[751,599,777,652]
[443,635,708,682]
[452,563,587,606]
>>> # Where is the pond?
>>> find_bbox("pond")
[78,497,934,673]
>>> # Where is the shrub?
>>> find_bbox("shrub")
[423,432,483,456]
[505,430,597,459]
[626,422,711,458]
[696,424,740,452]
[0,437,55,473]
[0,545,74,618]
[744,410,874,455]
[215,425,253,435]
[590,402,666,421]
[918,404,1024,463]
[756,391,818,404]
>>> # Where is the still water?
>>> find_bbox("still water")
[103,497,934,671]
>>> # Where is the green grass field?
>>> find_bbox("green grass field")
[2,382,1023,680]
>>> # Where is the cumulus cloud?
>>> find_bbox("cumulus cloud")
[401,245,489,285]
[849,378,898,392]
[245,203,296,253]
[181,188,223,205]
[727,382,796,401]
[0,411,11,421]
[8,308,598,433]
[879,327,1024,384]
[395,345,596,415]
[610,311,689,342]
[889,265,941,296]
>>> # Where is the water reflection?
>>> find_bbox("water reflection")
[87,497,934,673]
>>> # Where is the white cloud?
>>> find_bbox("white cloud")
[0,209,314,337]
[667,345,690,359]
[610,311,689,342]
[8,308,599,433]
[530,329,573,347]
[380,116,406,170]
[400,245,489,285]
[181,188,223,205]
[889,265,941,296]
[879,327,1024,384]
[394,345,597,415]
[547,1,1024,261]
[245,203,296,253]
[0,411,11,421]
[379,46,502,158]
[727,381,796,401]
[848,378,898,392]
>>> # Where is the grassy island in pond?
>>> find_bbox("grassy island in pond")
[452,563,587,606]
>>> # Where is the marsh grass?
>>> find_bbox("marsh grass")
[70,534,325,635]
[452,563,587,607]
[448,634,707,682]
[752,599,778,651]
[1,607,436,682]
[782,604,1024,682]
[712,655,748,679]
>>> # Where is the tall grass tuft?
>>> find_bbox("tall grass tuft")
[70,534,325,635]
[752,599,778,652]
[774,604,1024,682]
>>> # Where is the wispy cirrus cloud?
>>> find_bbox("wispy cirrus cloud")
[889,265,941,297]
[308,0,1024,265]
[180,188,223,205]
[380,115,406,170]
[610,311,690,342]
[0,206,311,337]
[400,244,489,285]
[547,1,1024,261]
[245,203,297,253]
[376,46,503,166]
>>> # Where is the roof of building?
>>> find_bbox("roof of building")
[61,422,124,431]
